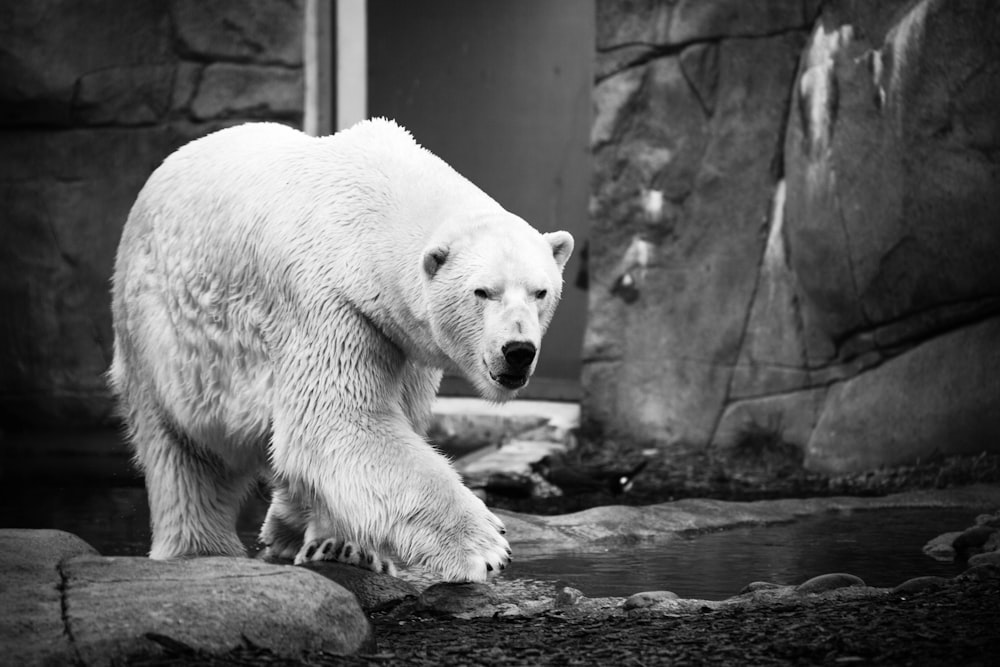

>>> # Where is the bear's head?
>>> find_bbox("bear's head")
[422,218,574,403]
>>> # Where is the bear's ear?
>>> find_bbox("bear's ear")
[422,245,449,279]
[544,231,575,273]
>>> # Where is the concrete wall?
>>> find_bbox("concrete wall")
[0,0,305,426]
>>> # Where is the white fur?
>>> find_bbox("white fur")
[109,119,573,582]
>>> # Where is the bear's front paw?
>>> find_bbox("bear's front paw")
[295,537,398,576]
[430,506,511,583]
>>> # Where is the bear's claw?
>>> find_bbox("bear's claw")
[294,537,398,576]
[434,506,512,583]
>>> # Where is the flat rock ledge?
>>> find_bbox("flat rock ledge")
[495,484,1000,550]
[0,529,373,665]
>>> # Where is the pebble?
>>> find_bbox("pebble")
[968,551,1000,567]
[956,563,1000,583]
[623,590,679,610]
[796,573,866,595]
[555,586,584,607]
[892,576,950,596]
[419,582,500,615]
[953,525,998,555]
[922,531,963,561]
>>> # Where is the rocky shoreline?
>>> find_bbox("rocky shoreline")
[4,487,999,665]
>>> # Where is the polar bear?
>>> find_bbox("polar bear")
[109,119,573,582]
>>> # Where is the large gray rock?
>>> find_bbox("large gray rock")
[64,556,372,663]
[0,529,372,664]
[783,0,1000,360]
[585,0,1000,472]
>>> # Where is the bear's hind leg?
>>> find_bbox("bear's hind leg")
[295,534,398,576]
[130,413,258,559]
[259,480,308,560]
[260,481,397,574]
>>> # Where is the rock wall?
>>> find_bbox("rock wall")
[585,0,1000,472]
[0,0,304,426]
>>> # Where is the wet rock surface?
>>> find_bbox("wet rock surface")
[924,510,1000,564]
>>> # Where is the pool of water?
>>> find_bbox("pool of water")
[0,431,979,599]
[505,507,974,599]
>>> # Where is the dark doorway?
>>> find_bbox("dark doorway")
[367,0,593,400]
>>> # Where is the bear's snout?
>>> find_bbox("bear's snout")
[502,341,536,371]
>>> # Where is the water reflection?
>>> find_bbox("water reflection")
[508,508,973,599]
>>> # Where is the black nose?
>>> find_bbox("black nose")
[502,341,536,370]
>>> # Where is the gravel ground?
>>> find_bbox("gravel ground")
[137,566,999,666]
[358,576,1000,666]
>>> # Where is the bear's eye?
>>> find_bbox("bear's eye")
[535,289,547,300]
[474,288,489,300]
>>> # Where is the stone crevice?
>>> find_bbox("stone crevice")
[56,561,83,664]
[834,294,1000,360]
[709,179,791,446]
[677,48,714,119]
[831,178,866,329]
[722,379,832,405]
[727,304,1000,402]
[597,26,814,84]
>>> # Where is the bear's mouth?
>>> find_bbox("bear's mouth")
[489,369,528,390]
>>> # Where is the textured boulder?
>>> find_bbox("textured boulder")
[0,529,372,664]
[64,556,371,663]
[586,0,1000,472]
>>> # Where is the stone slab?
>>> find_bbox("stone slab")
[63,555,372,664]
